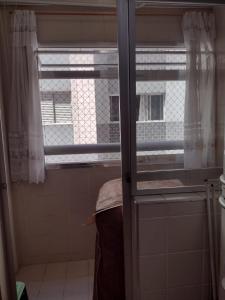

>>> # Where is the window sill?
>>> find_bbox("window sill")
[136,120,165,123]
[43,123,73,126]
[45,159,121,170]
[45,153,184,170]
[109,120,166,124]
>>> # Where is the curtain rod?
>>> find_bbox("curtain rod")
[8,11,184,16]
[30,9,213,17]
[8,6,213,17]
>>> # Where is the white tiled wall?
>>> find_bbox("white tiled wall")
[13,165,121,266]
[136,193,220,300]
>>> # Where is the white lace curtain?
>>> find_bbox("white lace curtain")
[182,12,216,169]
[8,10,45,183]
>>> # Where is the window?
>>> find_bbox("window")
[110,96,120,122]
[151,94,164,121]
[137,94,164,121]
[38,47,186,164]
[110,94,165,122]
[41,91,72,124]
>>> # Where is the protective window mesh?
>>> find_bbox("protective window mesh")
[38,48,186,164]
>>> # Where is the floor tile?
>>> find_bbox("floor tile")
[17,260,93,300]
[26,281,42,299]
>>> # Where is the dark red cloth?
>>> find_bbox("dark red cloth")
[93,206,125,300]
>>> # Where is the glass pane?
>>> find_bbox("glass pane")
[110,96,120,122]
[151,94,164,121]
[39,48,120,164]
[135,48,186,173]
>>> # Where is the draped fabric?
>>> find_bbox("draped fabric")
[0,7,19,271]
[182,12,216,169]
[9,10,45,183]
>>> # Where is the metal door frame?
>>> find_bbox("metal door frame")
[117,1,225,299]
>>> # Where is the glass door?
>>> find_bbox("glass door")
[117,1,223,300]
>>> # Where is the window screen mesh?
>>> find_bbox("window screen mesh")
[38,48,186,164]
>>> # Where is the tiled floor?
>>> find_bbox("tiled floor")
[16,260,94,300]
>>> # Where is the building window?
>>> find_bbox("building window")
[41,91,72,124]
[110,95,120,122]
[151,94,164,120]
[110,94,165,122]
[137,94,165,122]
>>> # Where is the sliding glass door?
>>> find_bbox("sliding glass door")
[117,1,223,300]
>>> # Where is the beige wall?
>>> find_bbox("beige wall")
[13,165,121,266]
[37,14,183,46]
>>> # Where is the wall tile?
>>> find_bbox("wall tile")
[201,285,210,300]
[202,251,210,285]
[139,218,167,255]
[167,215,204,252]
[168,252,202,287]
[141,291,166,300]
[64,277,89,299]
[66,260,89,279]
[138,199,167,219]
[69,224,96,260]
[16,264,46,282]
[139,255,167,292]
[167,200,205,216]
[167,286,201,300]
[44,262,67,281]
[14,167,119,265]
[26,281,42,299]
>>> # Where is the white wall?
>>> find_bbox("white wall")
[13,165,121,266]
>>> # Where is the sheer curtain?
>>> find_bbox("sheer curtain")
[9,10,45,183]
[182,11,216,169]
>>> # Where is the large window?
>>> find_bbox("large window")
[38,47,186,164]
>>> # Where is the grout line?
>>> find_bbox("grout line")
[140,249,206,258]
[144,283,211,293]
[140,213,207,221]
